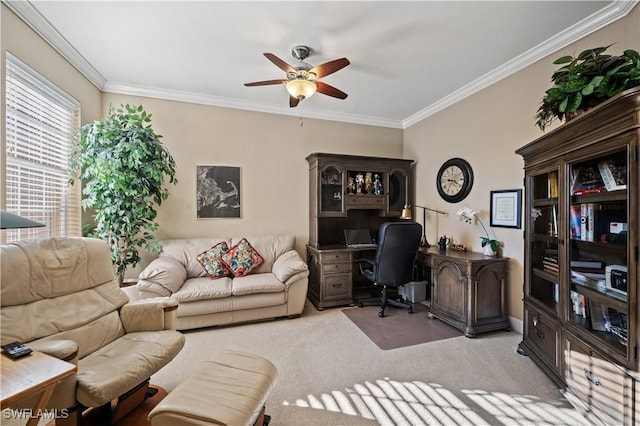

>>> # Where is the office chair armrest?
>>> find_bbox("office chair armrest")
[354,258,376,275]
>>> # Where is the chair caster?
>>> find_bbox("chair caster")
[357,301,364,308]
[408,309,414,314]
[378,311,385,317]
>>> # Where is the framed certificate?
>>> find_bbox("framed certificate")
[490,189,522,228]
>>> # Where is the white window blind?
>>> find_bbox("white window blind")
[5,52,81,242]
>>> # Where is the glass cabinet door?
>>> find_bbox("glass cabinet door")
[527,169,560,315]
[566,149,629,359]
[319,165,345,215]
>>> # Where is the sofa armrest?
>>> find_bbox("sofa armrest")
[272,250,309,284]
[138,256,188,296]
[120,297,180,332]
[28,339,79,363]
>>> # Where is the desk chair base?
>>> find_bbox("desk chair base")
[356,285,414,317]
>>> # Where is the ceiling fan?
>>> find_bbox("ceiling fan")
[244,45,350,108]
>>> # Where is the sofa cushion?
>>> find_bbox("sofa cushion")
[196,241,231,279]
[222,238,264,277]
[138,256,187,294]
[161,238,230,278]
[231,273,285,296]
[173,277,232,303]
[231,235,295,274]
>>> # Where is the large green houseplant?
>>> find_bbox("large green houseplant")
[535,46,640,131]
[70,104,177,285]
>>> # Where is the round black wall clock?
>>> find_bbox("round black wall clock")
[436,158,474,203]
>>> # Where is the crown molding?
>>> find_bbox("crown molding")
[3,0,106,88]
[102,82,403,128]
[6,0,636,129]
[402,0,639,129]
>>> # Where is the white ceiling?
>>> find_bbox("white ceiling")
[7,1,636,128]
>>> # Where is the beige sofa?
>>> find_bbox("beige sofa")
[137,235,309,330]
[0,237,185,424]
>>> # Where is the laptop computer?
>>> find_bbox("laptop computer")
[344,229,377,248]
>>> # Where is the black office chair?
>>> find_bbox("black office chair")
[355,221,422,317]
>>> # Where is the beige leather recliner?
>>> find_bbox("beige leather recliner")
[0,237,185,424]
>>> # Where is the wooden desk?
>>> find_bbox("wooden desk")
[1,350,76,426]
[420,247,511,337]
[306,245,378,309]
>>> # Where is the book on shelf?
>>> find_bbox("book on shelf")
[570,205,581,239]
[588,299,607,331]
[570,259,603,269]
[570,290,587,317]
[548,171,558,198]
[579,204,594,241]
[542,255,559,274]
[572,166,605,195]
[571,270,606,291]
[597,159,626,191]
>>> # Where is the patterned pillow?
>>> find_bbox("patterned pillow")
[221,238,264,277]
[196,241,231,279]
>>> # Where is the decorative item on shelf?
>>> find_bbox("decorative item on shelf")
[457,207,500,256]
[365,172,373,194]
[373,174,383,195]
[355,172,364,194]
[437,235,450,251]
[534,46,640,131]
[449,243,467,252]
[399,204,447,247]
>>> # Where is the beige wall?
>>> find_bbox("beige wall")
[2,2,639,321]
[404,5,639,322]
[0,4,102,218]
[100,93,403,275]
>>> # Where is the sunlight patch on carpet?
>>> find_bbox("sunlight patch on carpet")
[282,378,591,425]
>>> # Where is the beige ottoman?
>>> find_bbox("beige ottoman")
[148,350,278,426]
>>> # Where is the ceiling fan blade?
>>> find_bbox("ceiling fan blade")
[289,96,300,108]
[309,58,350,78]
[264,53,295,74]
[244,79,287,87]
[316,81,348,99]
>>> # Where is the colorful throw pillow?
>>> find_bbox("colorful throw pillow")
[221,238,264,277]
[196,241,231,279]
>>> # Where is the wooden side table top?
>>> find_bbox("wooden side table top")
[1,350,76,407]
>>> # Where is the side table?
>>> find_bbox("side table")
[1,350,76,426]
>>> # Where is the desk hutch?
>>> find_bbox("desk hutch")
[516,87,639,425]
[305,153,413,309]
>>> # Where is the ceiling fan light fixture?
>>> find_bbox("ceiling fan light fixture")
[286,79,316,100]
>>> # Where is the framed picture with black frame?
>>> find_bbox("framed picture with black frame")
[490,189,522,229]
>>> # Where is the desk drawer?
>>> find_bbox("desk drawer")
[322,274,351,300]
[320,251,352,264]
[322,262,352,274]
[346,195,384,209]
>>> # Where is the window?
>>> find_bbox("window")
[5,53,81,242]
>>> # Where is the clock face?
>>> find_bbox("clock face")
[437,158,474,203]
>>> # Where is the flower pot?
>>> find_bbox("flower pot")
[483,244,497,257]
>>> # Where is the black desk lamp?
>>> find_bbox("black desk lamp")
[0,210,46,229]
[400,204,447,247]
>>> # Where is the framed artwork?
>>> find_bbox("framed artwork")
[490,189,522,228]
[197,165,241,218]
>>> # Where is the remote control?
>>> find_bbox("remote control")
[1,341,32,359]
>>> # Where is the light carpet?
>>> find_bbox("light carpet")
[150,301,592,426]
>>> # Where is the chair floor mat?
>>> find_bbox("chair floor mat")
[342,303,463,350]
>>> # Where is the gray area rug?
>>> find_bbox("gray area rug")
[342,303,463,350]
